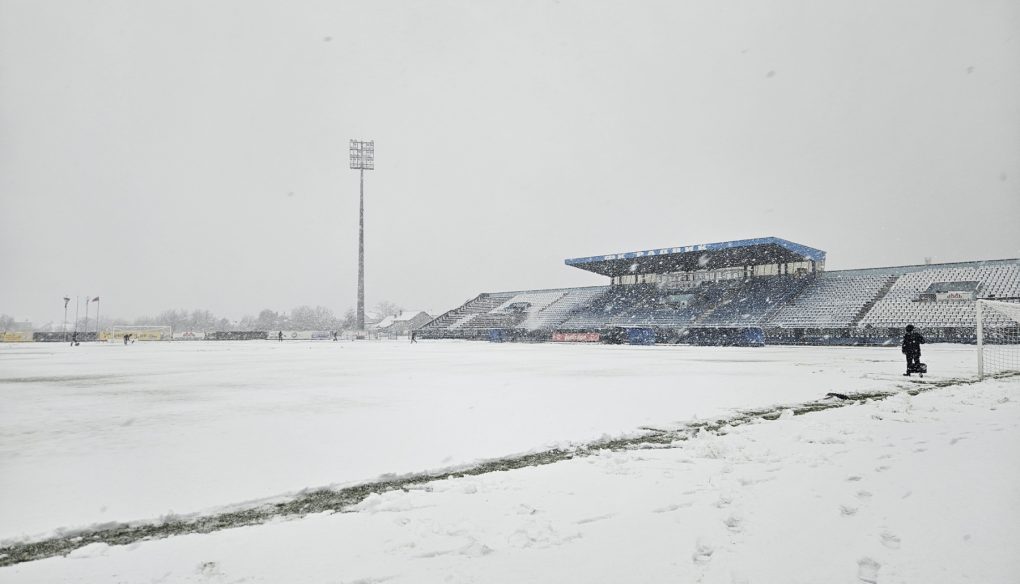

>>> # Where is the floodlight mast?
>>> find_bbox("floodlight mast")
[349,140,374,332]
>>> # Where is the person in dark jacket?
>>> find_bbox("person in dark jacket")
[901,324,925,376]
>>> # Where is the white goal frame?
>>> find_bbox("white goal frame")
[976,299,1020,379]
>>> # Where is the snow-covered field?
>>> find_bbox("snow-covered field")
[1,340,1017,582]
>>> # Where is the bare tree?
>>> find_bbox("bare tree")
[254,309,285,331]
[341,309,357,330]
[290,305,337,330]
[374,300,402,318]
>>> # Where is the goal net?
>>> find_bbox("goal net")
[977,300,1020,379]
[111,325,173,342]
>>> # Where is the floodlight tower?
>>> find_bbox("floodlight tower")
[349,139,375,331]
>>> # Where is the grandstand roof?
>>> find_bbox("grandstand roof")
[564,237,826,277]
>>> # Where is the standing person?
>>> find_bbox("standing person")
[332,331,338,342]
[901,324,925,376]
[278,331,283,342]
[123,334,130,345]
[410,330,417,344]
[70,330,78,347]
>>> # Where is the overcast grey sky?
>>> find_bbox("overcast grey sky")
[2,0,1018,325]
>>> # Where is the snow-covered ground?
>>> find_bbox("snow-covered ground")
[2,340,1017,582]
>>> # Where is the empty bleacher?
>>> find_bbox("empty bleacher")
[556,280,744,329]
[448,293,517,330]
[699,276,812,327]
[420,288,616,337]
[767,272,894,329]
[456,289,577,331]
[858,262,1020,329]
[557,285,656,330]
[418,292,517,337]
[519,287,610,331]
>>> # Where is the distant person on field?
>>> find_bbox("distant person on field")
[71,331,78,346]
[410,330,417,344]
[123,334,130,345]
[278,331,283,342]
[901,324,925,376]
[332,331,338,342]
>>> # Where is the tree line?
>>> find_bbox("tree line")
[4,300,408,333]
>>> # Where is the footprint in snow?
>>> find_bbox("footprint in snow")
[507,522,580,549]
[197,561,222,577]
[723,514,744,533]
[840,505,858,516]
[715,493,735,508]
[738,475,776,486]
[846,475,863,482]
[576,513,614,525]
[415,548,454,559]
[692,540,715,564]
[857,557,881,583]
[856,490,872,500]
[880,531,901,549]
[652,502,692,513]
[459,540,494,557]
[950,436,967,445]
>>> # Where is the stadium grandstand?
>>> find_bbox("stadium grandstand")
[417,237,1020,346]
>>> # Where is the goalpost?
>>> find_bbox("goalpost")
[110,325,173,342]
[976,300,1020,379]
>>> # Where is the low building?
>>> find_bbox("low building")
[372,310,433,336]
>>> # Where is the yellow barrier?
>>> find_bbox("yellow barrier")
[1,331,32,342]
[111,328,171,341]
